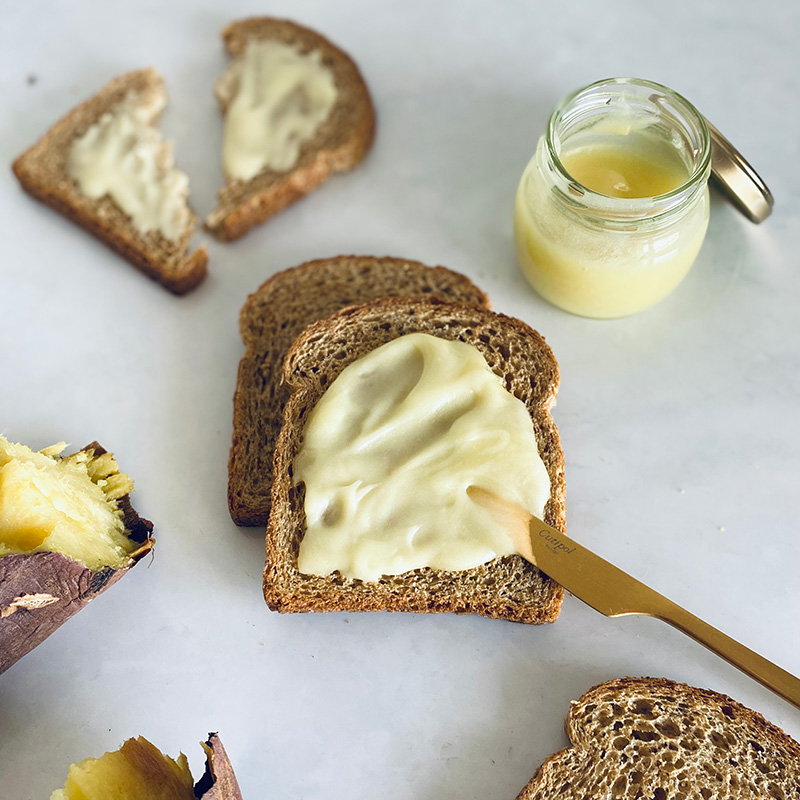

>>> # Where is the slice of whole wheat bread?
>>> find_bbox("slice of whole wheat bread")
[264,296,565,624]
[205,17,376,241]
[517,677,800,799]
[12,69,207,295]
[228,256,490,526]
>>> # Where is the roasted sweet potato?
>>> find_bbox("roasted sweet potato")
[50,733,243,799]
[0,436,153,674]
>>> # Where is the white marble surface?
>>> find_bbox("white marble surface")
[1,1,799,798]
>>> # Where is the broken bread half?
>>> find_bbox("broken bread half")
[516,677,800,799]
[12,69,207,294]
[206,17,376,240]
[0,435,153,674]
[265,297,565,623]
[51,732,242,800]
[228,255,489,527]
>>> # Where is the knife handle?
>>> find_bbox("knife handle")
[648,598,800,711]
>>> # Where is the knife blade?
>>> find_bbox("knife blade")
[468,486,800,710]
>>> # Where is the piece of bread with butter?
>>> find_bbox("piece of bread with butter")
[0,436,153,674]
[516,677,800,799]
[228,255,490,527]
[205,17,376,241]
[265,297,565,623]
[12,69,207,295]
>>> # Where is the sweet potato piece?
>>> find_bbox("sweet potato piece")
[50,733,243,799]
[0,438,153,674]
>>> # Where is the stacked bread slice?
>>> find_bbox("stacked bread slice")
[228,256,566,624]
[228,256,490,526]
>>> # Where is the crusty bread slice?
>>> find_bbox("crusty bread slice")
[205,17,376,241]
[228,256,490,526]
[264,297,565,624]
[12,69,207,295]
[517,677,800,799]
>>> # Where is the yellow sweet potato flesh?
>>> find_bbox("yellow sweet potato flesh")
[0,436,136,571]
[51,737,195,800]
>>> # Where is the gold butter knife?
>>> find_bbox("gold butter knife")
[468,486,800,711]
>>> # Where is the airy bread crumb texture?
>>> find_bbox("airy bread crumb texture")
[264,297,565,624]
[517,677,800,799]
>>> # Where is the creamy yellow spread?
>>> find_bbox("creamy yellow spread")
[294,333,551,582]
[67,93,191,242]
[515,138,708,319]
[220,39,338,181]
[559,140,688,199]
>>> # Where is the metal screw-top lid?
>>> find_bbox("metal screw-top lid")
[706,118,774,224]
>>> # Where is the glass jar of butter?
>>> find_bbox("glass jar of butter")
[514,78,712,319]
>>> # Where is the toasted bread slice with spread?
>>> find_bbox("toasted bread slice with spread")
[228,255,490,527]
[265,297,565,624]
[12,69,207,295]
[206,17,376,240]
[517,677,800,799]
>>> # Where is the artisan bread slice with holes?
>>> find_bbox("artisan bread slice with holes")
[264,297,565,623]
[516,677,800,799]
[205,17,376,241]
[228,255,490,527]
[12,69,207,295]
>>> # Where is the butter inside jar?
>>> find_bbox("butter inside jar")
[514,78,712,319]
[219,38,338,181]
[294,334,551,582]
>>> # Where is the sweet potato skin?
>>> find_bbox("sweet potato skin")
[195,733,244,800]
[0,443,154,675]
[0,544,152,675]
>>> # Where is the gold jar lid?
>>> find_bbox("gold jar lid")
[706,118,774,223]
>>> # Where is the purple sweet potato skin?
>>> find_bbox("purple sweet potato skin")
[0,546,151,675]
[194,733,244,800]
[0,442,154,675]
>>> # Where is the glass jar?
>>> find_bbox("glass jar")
[514,78,712,319]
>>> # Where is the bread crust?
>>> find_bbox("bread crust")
[0,443,154,675]
[517,677,800,799]
[228,256,490,526]
[12,69,207,295]
[264,297,565,624]
[205,17,376,240]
